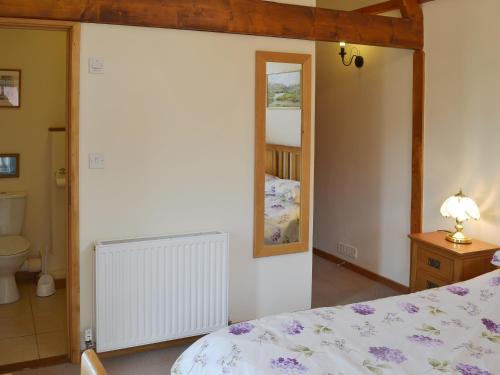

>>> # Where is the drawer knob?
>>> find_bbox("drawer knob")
[426,280,439,289]
[427,257,441,270]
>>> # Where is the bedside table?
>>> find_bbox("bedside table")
[408,231,499,292]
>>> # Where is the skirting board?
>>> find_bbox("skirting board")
[96,335,203,359]
[15,273,66,290]
[313,248,410,294]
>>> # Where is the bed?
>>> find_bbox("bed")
[171,267,500,375]
[264,144,301,245]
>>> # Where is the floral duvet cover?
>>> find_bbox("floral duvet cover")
[264,175,301,245]
[264,195,300,245]
[172,270,500,375]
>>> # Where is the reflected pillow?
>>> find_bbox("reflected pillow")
[282,186,300,204]
[265,176,300,203]
[265,174,279,182]
[492,251,500,266]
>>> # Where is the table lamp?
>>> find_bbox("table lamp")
[440,189,480,244]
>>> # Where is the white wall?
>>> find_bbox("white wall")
[422,0,500,245]
[0,28,67,276]
[79,6,316,339]
[266,109,302,147]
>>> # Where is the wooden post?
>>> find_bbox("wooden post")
[399,0,423,21]
[411,50,425,234]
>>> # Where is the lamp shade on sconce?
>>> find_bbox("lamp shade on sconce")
[440,190,480,244]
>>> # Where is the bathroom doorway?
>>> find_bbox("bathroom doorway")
[0,18,80,370]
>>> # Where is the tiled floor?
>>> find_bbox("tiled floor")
[17,255,401,374]
[0,281,67,366]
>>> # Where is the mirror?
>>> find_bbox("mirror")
[254,51,311,258]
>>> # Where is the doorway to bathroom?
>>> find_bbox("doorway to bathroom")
[0,18,80,370]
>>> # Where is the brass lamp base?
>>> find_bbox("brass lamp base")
[446,232,472,244]
[446,221,472,244]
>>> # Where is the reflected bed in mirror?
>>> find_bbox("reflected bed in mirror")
[264,145,301,245]
[254,51,311,258]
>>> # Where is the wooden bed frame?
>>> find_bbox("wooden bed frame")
[265,143,301,181]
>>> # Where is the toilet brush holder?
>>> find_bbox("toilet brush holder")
[37,274,55,297]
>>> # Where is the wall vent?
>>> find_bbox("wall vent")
[336,242,358,259]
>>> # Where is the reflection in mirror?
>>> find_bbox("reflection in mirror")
[0,154,20,178]
[264,62,302,245]
[254,52,311,258]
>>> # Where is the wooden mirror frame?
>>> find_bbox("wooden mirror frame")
[254,51,311,258]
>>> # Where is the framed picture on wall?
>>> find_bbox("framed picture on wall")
[0,154,20,178]
[267,70,301,109]
[0,69,21,108]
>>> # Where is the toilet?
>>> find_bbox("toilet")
[0,192,31,304]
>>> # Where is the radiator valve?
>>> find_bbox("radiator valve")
[84,328,95,350]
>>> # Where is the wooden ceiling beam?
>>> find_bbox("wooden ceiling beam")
[355,0,432,15]
[399,0,423,21]
[0,0,423,50]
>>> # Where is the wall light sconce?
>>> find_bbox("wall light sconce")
[339,42,364,68]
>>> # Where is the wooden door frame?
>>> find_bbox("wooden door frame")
[0,17,81,364]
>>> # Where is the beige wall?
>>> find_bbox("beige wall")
[422,0,500,244]
[0,28,67,275]
[79,9,316,339]
[314,39,413,285]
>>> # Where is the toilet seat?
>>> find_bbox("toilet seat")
[0,236,30,256]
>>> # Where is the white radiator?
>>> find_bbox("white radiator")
[94,231,229,352]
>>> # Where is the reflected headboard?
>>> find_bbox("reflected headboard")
[265,143,301,181]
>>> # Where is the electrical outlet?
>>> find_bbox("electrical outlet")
[88,153,105,169]
[336,242,358,259]
[89,57,105,74]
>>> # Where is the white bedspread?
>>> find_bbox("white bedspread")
[172,270,500,375]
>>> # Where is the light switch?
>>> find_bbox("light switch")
[89,57,105,74]
[89,153,105,169]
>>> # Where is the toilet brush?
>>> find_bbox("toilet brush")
[36,245,55,297]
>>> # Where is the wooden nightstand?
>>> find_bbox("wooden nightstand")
[408,231,499,292]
